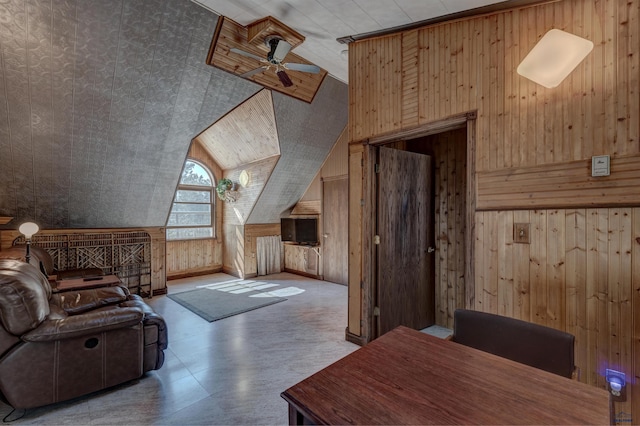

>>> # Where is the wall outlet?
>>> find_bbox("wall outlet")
[514,223,530,244]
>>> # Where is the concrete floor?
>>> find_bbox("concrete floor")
[0,272,358,425]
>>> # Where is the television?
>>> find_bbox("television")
[281,218,318,245]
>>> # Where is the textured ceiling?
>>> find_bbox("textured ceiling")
[193,0,512,82]
[0,0,348,230]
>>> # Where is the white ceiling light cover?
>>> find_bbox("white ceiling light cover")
[517,29,594,88]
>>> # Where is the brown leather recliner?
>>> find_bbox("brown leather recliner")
[0,259,168,410]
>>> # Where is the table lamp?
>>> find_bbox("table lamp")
[18,222,39,263]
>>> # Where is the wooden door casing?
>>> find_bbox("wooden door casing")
[377,146,435,336]
[323,178,348,285]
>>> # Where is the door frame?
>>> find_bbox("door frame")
[357,111,477,344]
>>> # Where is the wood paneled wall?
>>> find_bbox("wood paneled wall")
[349,0,639,168]
[222,156,279,226]
[408,128,468,329]
[220,157,279,277]
[475,208,640,400]
[166,238,222,278]
[478,154,640,210]
[287,127,348,280]
[347,0,640,420]
[244,223,281,277]
[284,243,321,278]
[166,141,223,279]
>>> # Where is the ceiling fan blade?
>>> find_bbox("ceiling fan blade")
[229,47,265,63]
[284,63,321,74]
[240,67,267,78]
[273,40,292,63]
[276,70,293,87]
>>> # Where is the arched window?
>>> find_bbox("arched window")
[166,159,214,240]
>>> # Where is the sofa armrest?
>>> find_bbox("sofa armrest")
[50,286,129,315]
[22,307,143,342]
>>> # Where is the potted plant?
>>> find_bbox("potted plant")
[216,178,237,202]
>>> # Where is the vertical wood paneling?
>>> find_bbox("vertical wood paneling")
[408,128,467,329]
[401,30,419,127]
[348,0,640,417]
[471,208,639,418]
[320,127,349,179]
[632,209,640,419]
[513,210,531,321]
[348,0,639,167]
[244,223,281,277]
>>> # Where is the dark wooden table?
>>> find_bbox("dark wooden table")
[281,326,610,425]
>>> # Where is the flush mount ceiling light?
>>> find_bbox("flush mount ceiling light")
[517,29,593,88]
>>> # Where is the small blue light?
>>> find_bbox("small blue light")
[606,369,626,395]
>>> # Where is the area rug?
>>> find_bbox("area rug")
[167,287,287,322]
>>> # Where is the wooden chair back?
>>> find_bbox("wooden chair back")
[452,309,576,379]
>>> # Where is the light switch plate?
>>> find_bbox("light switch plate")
[514,223,530,244]
[592,155,610,177]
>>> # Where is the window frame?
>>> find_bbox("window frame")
[166,159,216,241]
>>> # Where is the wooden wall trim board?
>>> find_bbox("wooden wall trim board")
[348,143,364,338]
[477,154,640,210]
[347,0,640,418]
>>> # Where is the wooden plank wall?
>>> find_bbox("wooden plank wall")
[220,157,279,277]
[166,141,223,279]
[475,208,640,410]
[283,243,321,277]
[408,128,468,329]
[291,127,348,280]
[477,154,640,209]
[244,223,281,277]
[222,156,279,227]
[347,0,640,420]
[349,0,639,168]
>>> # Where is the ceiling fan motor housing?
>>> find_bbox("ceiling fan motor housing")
[265,35,290,63]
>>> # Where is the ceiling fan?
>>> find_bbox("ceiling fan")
[230,36,320,87]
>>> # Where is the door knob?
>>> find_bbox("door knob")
[428,247,435,253]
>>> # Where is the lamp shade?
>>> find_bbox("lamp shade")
[517,29,593,88]
[18,222,39,239]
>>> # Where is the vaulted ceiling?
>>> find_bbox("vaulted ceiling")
[0,0,347,230]
[194,0,512,82]
[0,0,523,231]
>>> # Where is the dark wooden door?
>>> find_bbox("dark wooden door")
[377,146,434,336]
[323,178,348,285]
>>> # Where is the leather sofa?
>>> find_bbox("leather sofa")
[0,258,168,410]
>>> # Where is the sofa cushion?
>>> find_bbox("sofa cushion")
[50,287,129,315]
[0,260,50,335]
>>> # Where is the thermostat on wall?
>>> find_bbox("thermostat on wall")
[591,155,610,177]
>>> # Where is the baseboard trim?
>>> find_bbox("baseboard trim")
[167,267,222,281]
[284,268,320,280]
[152,287,168,296]
[345,328,366,346]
